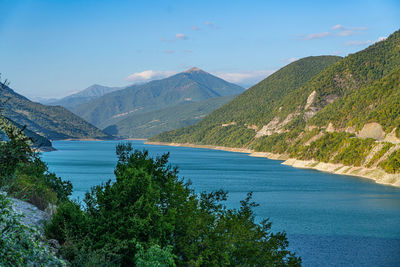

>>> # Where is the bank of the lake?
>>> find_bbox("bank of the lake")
[146,141,400,188]
[42,140,400,266]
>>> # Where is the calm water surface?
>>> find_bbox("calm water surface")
[41,140,400,266]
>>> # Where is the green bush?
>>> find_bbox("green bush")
[0,116,72,210]
[46,143,301,266]
[379,149,400,174]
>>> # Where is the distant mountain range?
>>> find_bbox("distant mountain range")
[0,83,109,140]
[69,67,244,134]
[45,84,124,109]
[151,30,400,185]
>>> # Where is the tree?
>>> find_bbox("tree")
[46,143,301,266]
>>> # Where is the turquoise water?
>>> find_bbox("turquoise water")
[41,140,400,266]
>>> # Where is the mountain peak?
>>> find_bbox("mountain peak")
[184,67,204,73]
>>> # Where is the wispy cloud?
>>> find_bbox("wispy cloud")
[213,70,275,87]
[301,32,330,40]
[205,21,218,29]
[126,70,177,83]
[337,30,356,37]
[345,35,386,47]
[300,25,368,41]
[160,33,189,42]
[176,33,188,40]
[281,57,298,63]
[163,50,174,54]
[345,40,371,46]
[332,25,368,37]
[191,26,200,31]
[332,24,345,30]
[183,49,193,53]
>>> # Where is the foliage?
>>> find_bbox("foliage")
[103,95,236,138]
[151,30,400,173]
[310,68,400,136]
[0,193,66,266]
[150,56,340,144]
[379,149,400,174]
[134,244,176,267]
[0,82,108,140]
[366,143,394,168]
[0,115,72,210]
[45,144,301,266]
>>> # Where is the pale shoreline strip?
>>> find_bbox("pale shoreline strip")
[146,141,400,188]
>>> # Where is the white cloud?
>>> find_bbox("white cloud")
[302,32,330,40]
[332,25,368,37]
[376,36,387,42]
[281,57,298,63]
[176,33,188,40]
[332,24,344,30]
[126,70,177,83]
[213,70,275,87]
[191,26,200,31]
[345,40,371,46]
[183,49,193,53]
[337,29,356,37]
[163,50,174,54]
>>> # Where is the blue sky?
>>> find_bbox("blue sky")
[0,0,399,98]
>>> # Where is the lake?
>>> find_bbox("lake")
[41,140,400,266]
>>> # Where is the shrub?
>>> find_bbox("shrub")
[46,144,301,266]
[0,116,72,210]
[0,193,66,266]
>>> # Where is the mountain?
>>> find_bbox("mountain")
[103,95,236,138]
[0,83,109,140]
[71,68,244,128]
[0,117,55,151]
[47,84,124,108]
[151,30,400,182]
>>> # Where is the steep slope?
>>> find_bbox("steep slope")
[151,55,341,145]
[151,30,400,184]
[0,84,109,140]
[71,68,244,127]
[47,84,124,109]
[103,95,236,138]
[0,116,55,151]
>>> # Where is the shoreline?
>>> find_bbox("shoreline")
[146,141,400,188]
[57,138,105,141]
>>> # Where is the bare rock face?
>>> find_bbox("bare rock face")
[383,128,400,144]
[326,123,336,133]
[255,112,299,138]
[357,122,386,140]
[10,197,50,229]
[304,90,317,110]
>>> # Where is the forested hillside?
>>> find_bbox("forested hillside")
[151,30,400,178]
[71,68,244,128]
[103,95,236,138]
[0,83,109,140]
